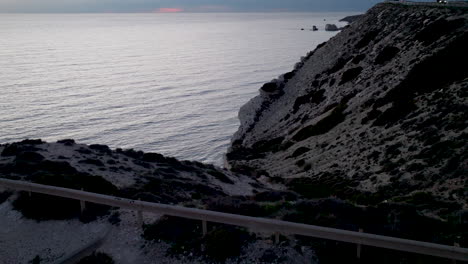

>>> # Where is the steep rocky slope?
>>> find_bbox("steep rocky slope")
[227,3,467,219]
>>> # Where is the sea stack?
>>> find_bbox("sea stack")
[325,24,340,31]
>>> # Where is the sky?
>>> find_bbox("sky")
[0,0,384,13]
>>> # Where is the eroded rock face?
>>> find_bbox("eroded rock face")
[227,3,468,219]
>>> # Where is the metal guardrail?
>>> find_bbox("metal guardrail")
[0,178,467,261]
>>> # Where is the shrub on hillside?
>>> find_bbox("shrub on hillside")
[12,191,111,222]
[12,173,116,222]
[292,102,347,141]
[206,196,269,217]
[0,191,12,204]
[374,46,400,65]
[143,216,254,261]
[77,252,114,264]
[339,67,363,85]
[142,215,201,254]
[204,226,253,262]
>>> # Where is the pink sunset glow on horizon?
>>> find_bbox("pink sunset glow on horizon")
[154,8,183,13]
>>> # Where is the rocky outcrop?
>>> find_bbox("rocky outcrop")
[0,139,259,200]
[339,14,364,23]
[325,24,340,31]
[228,2,468,225]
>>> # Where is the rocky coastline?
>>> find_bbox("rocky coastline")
[227,2,467,221]
[1,2,467,264]
[339,14,364,23]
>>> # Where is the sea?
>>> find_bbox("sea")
[0,13,352,165]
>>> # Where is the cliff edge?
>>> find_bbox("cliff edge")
[227,3,467,219]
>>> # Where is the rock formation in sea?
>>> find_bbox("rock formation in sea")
[325,24,340,31]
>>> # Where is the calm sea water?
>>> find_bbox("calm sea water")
[0,13,350,165]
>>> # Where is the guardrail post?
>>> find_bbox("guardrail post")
[452,243,460,264]
[137,211,143,226]
[357,228,363,259]
[137,199,143,227]
[201,220,208,252]
[80,188,86,213]
[275,232,280,244]
[202,220,208,237]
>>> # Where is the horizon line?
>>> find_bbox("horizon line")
[0,10,365,14]
[0,10,366,15]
